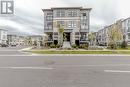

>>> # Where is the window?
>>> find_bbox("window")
[128,34,130,39]
[128,27,130,32]
[57,21,65,27]
[80,33,86,41]
[128,20,130,26]
[56,10,65,17]
[82,13,86,16]
[68,21,77,28]
[46,22,52,29]
[68,10,77,17]
[46,13,52,21]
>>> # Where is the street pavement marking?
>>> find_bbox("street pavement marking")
[104,70,130,73]
[0,50,19,51]
[0,67,54,70]
[52,64,130,67]
[0,54,130,56]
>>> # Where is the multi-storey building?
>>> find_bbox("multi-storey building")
[29,35,43,47]
[42,7,91,46]
[97,19,124,46]
[7,35,19,46]
[97,26,109,46]
[122,17,130,45]
[0,29,7,45]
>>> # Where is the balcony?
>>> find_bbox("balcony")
[44,29,53,32]
[64,29,73,32]
[47,38,53,42]
[127,29,130,33]
[80,37,87,42]
[80,29,89,32]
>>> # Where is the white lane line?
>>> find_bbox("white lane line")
[0,67,54,70]
[104,70,130,73]
[53,64,130,67]
[0,50,18,51]
[0,54,130,56]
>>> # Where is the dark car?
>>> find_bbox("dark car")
[1,44,9,47]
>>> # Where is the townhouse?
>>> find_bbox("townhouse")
[25,35,44,47]
[97,19,128,46]
[7,35,19,46]
[122,17,130,45]
[97,26,109,46]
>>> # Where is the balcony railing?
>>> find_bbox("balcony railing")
[80,29,89,32]
[44,29,53,32]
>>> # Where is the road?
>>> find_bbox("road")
[0,47,130,87]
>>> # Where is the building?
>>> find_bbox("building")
[7,35,19,46]
[25,35,44,47]
[97,26,109,46]
[42,7,91,46]
[0,29,7,45]
[7,35,26,46]
[17,36,26,46]
[97,19,124,46]
[122,17,130,45]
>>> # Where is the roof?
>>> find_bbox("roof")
[51,7,82,9]
[42,7,92,11]
[0,29,7,31]
[42,9,53,12]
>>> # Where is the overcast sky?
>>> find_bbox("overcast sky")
[0,0,130,35]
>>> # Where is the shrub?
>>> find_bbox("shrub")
[79,44,89,49]
[71,44,77,48]
[56,44,60,48]
[121,41,128,49]
[50,43,56,48]
[108,43,117,49]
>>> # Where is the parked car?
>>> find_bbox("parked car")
[0,44,9,47]
[10,43,18,47]
[11,44,17,47]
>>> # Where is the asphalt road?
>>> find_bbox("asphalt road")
[0,47,130,87]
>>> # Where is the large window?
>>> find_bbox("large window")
[56,10,65,17]
[68,10,77,17]
[127,20,130,26]
[128,34,130,39]
[68,21,77,28]
[46,13,53,21]
[80,33,86,41]
[57,21,65,27]
[46,22,52,29]
[128,27,130,32]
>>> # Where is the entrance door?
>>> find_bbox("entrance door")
[64,33,70,41]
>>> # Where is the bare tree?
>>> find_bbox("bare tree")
[88,32,96,46]
[57,23,64,47]
[107,22,123,48]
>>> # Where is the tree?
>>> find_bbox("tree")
[107,22,123,49]
[25,37,32,46]
[88,32,96,46]
[57,23,64,47]
[43,34,48,47]
[121,35,128,49]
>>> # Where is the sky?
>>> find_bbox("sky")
[0,0,130,35]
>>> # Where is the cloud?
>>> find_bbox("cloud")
[0,0,130,35]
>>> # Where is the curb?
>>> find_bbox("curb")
[19,47,34,51]
[26,54,130,56]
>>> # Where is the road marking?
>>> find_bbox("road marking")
[0,54,130,56]
[53,64,130,67]
[0,67,54,70]
[0,50,19,51]
[104,70,130,73]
